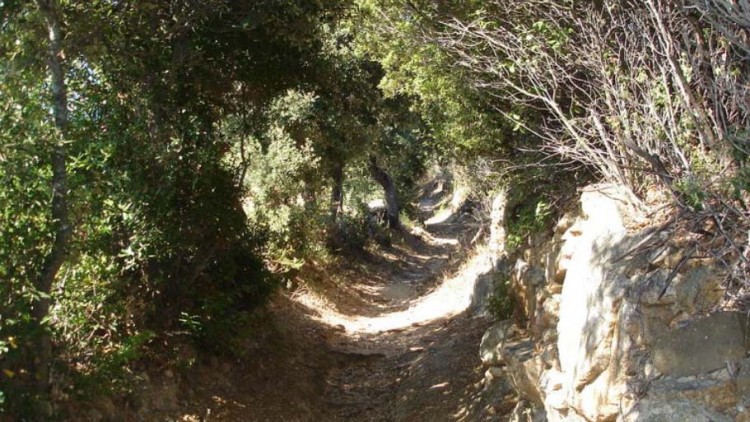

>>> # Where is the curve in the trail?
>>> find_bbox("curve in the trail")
[316,199,504,422]
[295,197,494,334]
[299,247,493,334]
[153,183,507,422]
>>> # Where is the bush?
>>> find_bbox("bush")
[487,273,517,321]
[506,198,553,251]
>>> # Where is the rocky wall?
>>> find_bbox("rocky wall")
[480,184,750,422]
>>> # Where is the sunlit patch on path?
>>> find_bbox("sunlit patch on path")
[294,246,493,334]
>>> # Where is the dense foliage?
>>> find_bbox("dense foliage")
[356,0,750,261]
[2,0,750,418]
[0,0,431,416]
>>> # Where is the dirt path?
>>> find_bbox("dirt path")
[319,218,496,421]
[168,192,511,421]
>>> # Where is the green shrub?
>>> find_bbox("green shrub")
[487,273,516,320]
[506,198,553,251]
[328,212,370,253]
[673,176,707,211]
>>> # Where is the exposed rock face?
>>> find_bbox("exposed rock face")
[635,399,733,422]
[651,312,748,377]
[489,190,509,259]
[480,183,750,422]
[466,190,513,317]
[480,320,518,366]
[509,400,547,422]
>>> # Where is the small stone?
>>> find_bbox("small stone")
[673,267,723,314]
[546,283,563,295]
[637,270,677,306]
[487,366,505,378]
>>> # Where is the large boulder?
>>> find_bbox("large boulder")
[483,183,748,422]
[632,399,733,422]
[512,258,545,325]
[547,210,580,285]
[556,185,634,420]
[651,312,749,377]
[503,339,544,407]
[645,362,749,416]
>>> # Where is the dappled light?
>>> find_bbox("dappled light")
[3,0,748,419]
[294,246,493,333]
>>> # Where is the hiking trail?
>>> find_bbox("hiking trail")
[171,186,513,421]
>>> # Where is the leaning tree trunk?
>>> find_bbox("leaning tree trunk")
[33,0,70,411]
[368,156,402,230]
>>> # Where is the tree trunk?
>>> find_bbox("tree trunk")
[368,156,401,230]
[33,0,70,411]
[330,161,344,224]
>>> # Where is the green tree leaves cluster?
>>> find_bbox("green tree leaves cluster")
[0,0,378,415]
[1,0,438,416]
[353,0,511,160]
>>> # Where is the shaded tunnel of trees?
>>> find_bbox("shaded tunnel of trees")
[2,0,750,418]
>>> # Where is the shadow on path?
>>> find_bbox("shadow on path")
[169,186,506,421]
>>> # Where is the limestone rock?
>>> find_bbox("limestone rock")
[545,282,562,295]
[540,295,560,329]
[635,269,677,306]
[509,400,547,422]
[632,399,733,422]
[481,183,750,422]
[554,211,579,236]
[540,368,567,416]
[503,339,544,406]
[651,312,749,377]
[672,267,723,314]
[513,259,530,285]
[482,366,514,403]
[554,213,588,286]
[737,408,750,422]
[543,241,563,287]
[512,259,543,323]
[738,357,750,402]
[470,270,498,316]
[480,320,517,366]
[648,370,740,414]
[633,257,722,316]
[554,226,579,285]
[555,185,635,421]
[545,406,589,422]
[539,342,559,371]
[532,295,561,341]
[489,190,509,257]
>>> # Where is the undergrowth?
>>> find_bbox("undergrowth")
[487,273,517,321]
